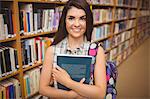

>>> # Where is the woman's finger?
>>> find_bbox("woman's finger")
[52,68,59,73]
[80,78,85,83]
[55,65,64,71]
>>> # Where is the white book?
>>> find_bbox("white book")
[36,39,42,62]
[32,69,36,93]
[30,11,33,33]
[29,39,36,64]
[26,70,34,95]
[115,23,119,34]
[43,10,49,32]
[4,24,9,38]
[50,9,54,31]
[34,13,38,32]
[34,68,40,92]
[24,74,31,97]
[9,47,16,72]
[0,14,5,40]
[24,40,31,66]
[47,10,51,31]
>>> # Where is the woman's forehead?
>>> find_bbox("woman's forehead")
[66,6,86,16]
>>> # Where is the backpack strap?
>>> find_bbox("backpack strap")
[88,42,118,99]
[88,42,101,84]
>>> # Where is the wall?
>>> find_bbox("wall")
[116,38,150,99]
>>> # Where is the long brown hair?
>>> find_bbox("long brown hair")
[51,0,93,45]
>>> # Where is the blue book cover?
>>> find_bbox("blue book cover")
[56,54,92,90]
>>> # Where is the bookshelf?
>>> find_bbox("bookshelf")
[0,0,150,98]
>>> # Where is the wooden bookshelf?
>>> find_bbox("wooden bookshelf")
[0,70,20,81]
[0,0,150,98]
[0,37,16,43]
[21,30,56,39]
[23,62,42,72]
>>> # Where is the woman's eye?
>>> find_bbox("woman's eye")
[68,17,74,20]
[80,17,86,21]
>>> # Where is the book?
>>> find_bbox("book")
[56,54,92,90]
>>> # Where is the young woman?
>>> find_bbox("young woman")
[39,0,106,98]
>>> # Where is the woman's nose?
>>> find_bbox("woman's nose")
[74,19,80,27]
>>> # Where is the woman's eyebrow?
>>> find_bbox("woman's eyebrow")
[67,16,75,18]
[66,15,86,18]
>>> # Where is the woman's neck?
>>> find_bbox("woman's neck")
[67,36,84,49]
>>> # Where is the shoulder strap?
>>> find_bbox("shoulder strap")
[88,42,99,84]
[88,42,118,97]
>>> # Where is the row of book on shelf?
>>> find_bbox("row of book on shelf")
[91,19,136,41]
[93,8,137,24]
[111,27,149,65]
[0,66,41,99]
[88,0,138,7]
[137,16,150,26]
[115,9,136,20]
[93,8,112,23]
[0,47,18,77]
[0,37,53,77]
[101,28,134,53]
[108,36,135,65]
[0,8,15,40]
[21,37,53,67]
[18,2,140,35]
[114,19,136,34]
[19,4,63,35]
[112,28,135,47]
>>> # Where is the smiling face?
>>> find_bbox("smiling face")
[65,6,86,39]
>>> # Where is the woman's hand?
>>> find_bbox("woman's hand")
[67,78,87,99]
[52,66,72,87]
[49,76,54,85]
[68,90,79,98]
[52,66,87,99]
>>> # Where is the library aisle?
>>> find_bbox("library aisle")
[117,38,150,99]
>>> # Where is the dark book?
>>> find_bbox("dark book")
[36,9,43,30]
[4,47,12,72]
[28,45,32,65]
[56,54,92,90]
[21,40,26,65]
[14,49,19,69]
[1,48,7,76]
[0,50,5,74]
[19,11,24,32]
[2,8,14,36]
